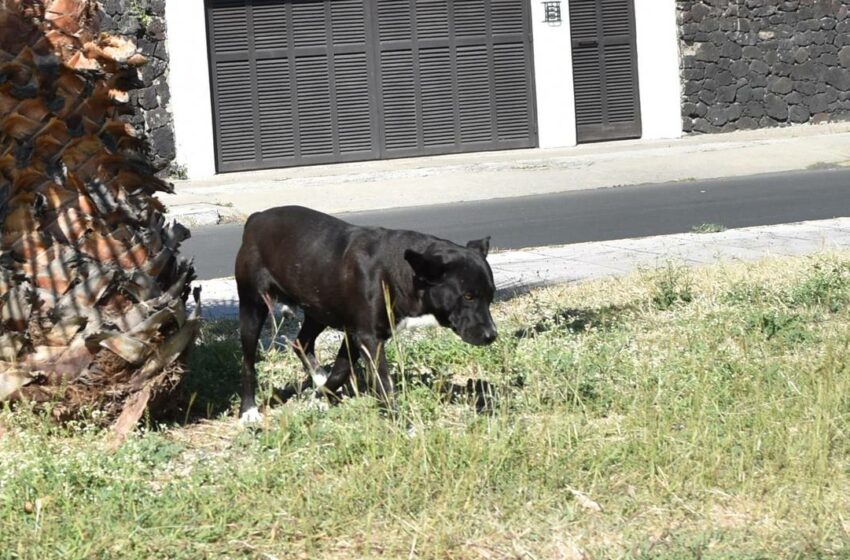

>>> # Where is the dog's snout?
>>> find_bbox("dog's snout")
[483,327,498,345]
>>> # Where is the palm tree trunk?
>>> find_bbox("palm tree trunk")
[0,0,200,442]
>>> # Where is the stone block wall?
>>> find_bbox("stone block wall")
[678,0,850,134]
[99,0,177,173]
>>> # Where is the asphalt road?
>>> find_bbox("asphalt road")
[184,167,850,280]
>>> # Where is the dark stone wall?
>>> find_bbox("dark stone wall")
[99,0,176,172]
[678,0,850,134]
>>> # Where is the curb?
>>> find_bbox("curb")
[188,218,850,320]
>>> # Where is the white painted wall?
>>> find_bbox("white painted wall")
[634,0,683,139]
[530,1,577,148]
[164,0,218,179]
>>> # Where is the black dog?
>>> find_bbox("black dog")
[235,205,498,422]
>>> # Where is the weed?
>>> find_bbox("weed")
[167,162,188,180]
[784,259,850,311]
[129,0,152,27]
[745,309,808,343]
[691,222,727,234]
[650,262,694,309]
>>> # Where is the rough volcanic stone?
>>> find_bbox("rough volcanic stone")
[697,43,720,62]
[683,68,705,80]
[797,81,818,96]
[790,60,818,80]
[785,91,803,105]
[775,62,795,76]
[683,102,700,117]
[736,85,754,103]
[826,86,840,102]
[730,59,750,77]
[721,41,743,58]
[684,81,702,95]
[151,126,176,161]
[706,105,729,126]
[768,76,794,94]
[717,85,738,103]
[737,116,760,129]
[728,103,744,121]
[699,89,717,104]
[717,71,735,86]
[745,101,766,118]
[826,67,850,89]
[840,46,850,67]
[759,116,780,127]
[104,0,122,15]
[146,17,167,41]
[692,118,713,132]
[750,59,770,74]
[155,79,171,106]
[139,87,158,110]
[141,58,167,83]
[749,73,768,87]
[145,107,170,131]
[765,93,789,119]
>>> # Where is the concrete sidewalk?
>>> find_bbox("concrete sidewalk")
[164,123,850,226]
[192,217,850,319]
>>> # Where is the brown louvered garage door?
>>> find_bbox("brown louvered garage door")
[206,0,537,172]
[569,0,641,143]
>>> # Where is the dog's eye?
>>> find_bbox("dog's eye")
[464,292,475,301]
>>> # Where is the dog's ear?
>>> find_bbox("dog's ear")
[405,249,446,285]
[466,236,490,258]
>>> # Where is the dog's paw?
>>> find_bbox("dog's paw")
[311,370,329,389]
[239,407,263,426]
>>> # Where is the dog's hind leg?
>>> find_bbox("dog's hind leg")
[293,315,328,388]
[238,293,269,424]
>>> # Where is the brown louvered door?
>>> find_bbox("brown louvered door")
[207,0,537,172]
[207,0,379,172]
[375,0,537,158]
[569,0,641,143]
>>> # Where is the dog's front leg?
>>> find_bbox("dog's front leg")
[321,333,361,400]
[293,316,329,388]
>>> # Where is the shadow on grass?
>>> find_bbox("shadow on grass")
[271,367,508,415]
[513,304,634,339]
[153,320,243,424]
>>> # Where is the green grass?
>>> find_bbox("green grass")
[3,253,850,558]
[691,223,727,234]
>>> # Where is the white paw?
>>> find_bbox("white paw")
[311,370,328,389]
[239,407,263,425]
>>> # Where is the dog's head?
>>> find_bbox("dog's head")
[404,237,498,346]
